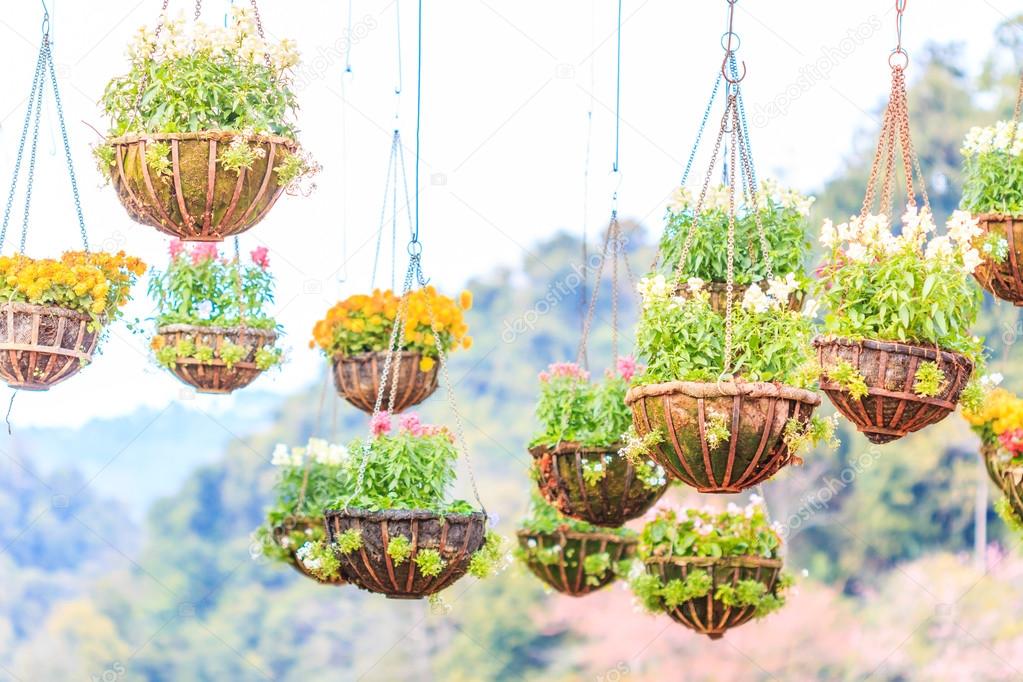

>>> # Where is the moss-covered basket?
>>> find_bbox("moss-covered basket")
[517,529,635,597]
[530,442,668,527]
[271,518,346,586]
[0,303,101,390]
[332,350,439,414]
[625,381,820,493]
[158,324,276,394]
[972,214,1023,306]
[815,337,973,444]
[325,508,486,599]
[644,556,783,640]
[108,132,296,241]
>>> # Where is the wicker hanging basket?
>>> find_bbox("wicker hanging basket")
[517,529,635,597]
[0,303,102,390]
[107,132,297,242]
[644,556,783,640]
[324,508,486,599]
[271,518,346,586]
[815,337,973,444]
[981,444,1004,488]
[625,381,820,493]
[332,350,439,414]
[972,214,1023,305]
[983,448,1023,521]
[157,324,277,394]
[676,281,802,315]
[530,442,669,527]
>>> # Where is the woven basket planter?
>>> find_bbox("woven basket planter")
[0,303,101,390]
[158,324,277,394]
[972,214,1023,305]
[517,529,635,597]
[332,350,439,414]
[815,337,973,444]
[625,381,820,493]
[675,281,802,315]
[981,444,1004,489]
[271,518,346,586]
[325,508,486,599]
[644,556,783,640]
[983,448,1023,521]
[530,442,669,527]
[108,132,297,242]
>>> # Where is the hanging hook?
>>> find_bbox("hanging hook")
[721,0,745,84]
[889,0,909,70]
[40,0,51,36]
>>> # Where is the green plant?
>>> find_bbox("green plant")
[784,413,840,459]
[913,361,947,397]
[335,528,363,555]
[294,539,341,582]
[218,136,265,173]
[387,536,413,565]
[995,497,1023,534]
[961,121,1023,214]
[530,360,636,448]
[518,491,633,538]
[634,273,817,387]
[704,413,730,449]
[102,9,301,138]
[660,179,814,285]
[414,549,447,578]
[582,552,612,586]
[816,207,987,362]
[468,532,507,579]
[144,140,172,176]
[828,360,869,400]
[630,501,792,619]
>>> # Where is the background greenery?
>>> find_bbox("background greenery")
[2,30,1023,681]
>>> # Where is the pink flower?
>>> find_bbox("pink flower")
[168,239,185,260]
[191,243,219,265]
[398,412,424,436]
[369,411,392,437]
[616,355,639,382]
[250,246,270,270]
[999,428,1023,454]
[541,362,589,383]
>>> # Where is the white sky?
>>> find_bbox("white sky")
[0,0,1014,427]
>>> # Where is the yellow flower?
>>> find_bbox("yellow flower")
[459,290,473,310]
[462,335,473,350]
[419,356,436,372]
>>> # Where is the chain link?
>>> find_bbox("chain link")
[723,104,738,371]
[1015,70,1023,123]
[0,45,45,251]
[371,131,400,290]
[248,0,273,69]
[193,0,202,21]
[129,0,171,126]
[44,37,89,251]
[575,218,614,366]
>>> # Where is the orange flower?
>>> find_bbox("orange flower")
[419,356,436,372]
[459,290,473,310]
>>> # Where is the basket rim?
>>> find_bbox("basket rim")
[625,380,821,406]
[975,212,1023,221]
[813,335,973,368]
[271,516,323,535]
[516,528,637,545]
[106,130,298,147]
[157,323,278,340]
[324,507,487,523]
[332,349,428,362]
[0,300,97,322]
[528,441,623,458]
[645,555,782,569]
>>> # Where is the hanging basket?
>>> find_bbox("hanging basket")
[530,442,669,527]
[815,337,973,444]
[972,214,1023,305]
[324,508,486,599]
[0,303,102,390]
[625,381,820,493]
[271,518,346,586]
[983,448,1023,521]
[676,281,803,315]
[981,444,1004,488]
[107,132,296,242]
[644,556,782,640]
[157,324,277,394]
[332,350,439,414]
[517,529,635,597]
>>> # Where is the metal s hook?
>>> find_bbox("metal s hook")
[720,0,745,85]
[40,0,51,36]
[889,0,909,71]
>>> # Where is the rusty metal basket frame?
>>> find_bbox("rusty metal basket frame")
[0,302,102,390]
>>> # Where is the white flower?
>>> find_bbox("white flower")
[726,502,741,514]
[637,274,669,305]
[981,373,1004,387]
[741,284,770,313]
[749,493,763,505]
[836,218,858,243]
[945,210,982,248]
[961,247,982,275]
[845,242,869,263]
[802,297,820,319]
[924,235,953,262]
[686,276,705,294]
[819,219,837,248]
[766,273,799,303]
[196,300,214,320]
[697,525,712,536]
[668,186,692,213]
[270,443,292,466]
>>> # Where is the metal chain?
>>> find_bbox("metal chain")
[44,37,89,251]
[681,72,723,188]
[248,0,273,69]
[129,0,171,126]
[424,284,486,514]
[723,108,738,371]
[1015,70,1023,123]
[18,48,45,255]
[575,218,614,366]
[671,99,731,288]
[734,103,772,283]
[610,219,620,362]
[193,0,202,20]
[0,44,46,251]
[371,131,399,290]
